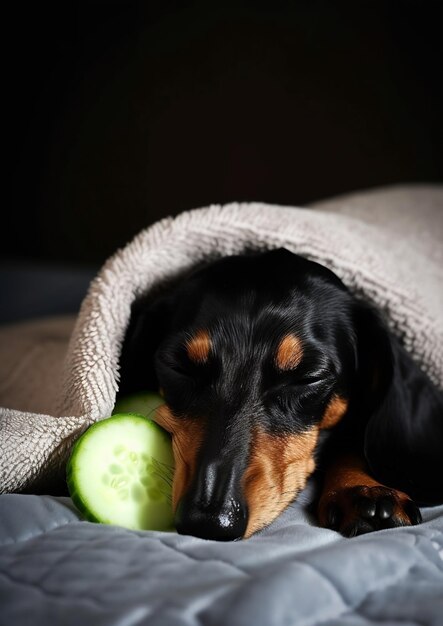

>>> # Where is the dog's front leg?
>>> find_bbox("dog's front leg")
[317,453,422,537]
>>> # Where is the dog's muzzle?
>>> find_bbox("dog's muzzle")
[174,458,248,540]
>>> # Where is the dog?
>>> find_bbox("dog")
[119,248,443,540]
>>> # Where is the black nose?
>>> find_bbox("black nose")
[175,496,248,540]
[175,455,249,540]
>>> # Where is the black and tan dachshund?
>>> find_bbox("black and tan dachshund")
[119,248,443,540]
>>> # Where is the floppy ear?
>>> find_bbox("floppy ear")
[354,303,443,505]
[118,292,171,396]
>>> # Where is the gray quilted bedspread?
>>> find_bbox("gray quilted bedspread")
[1,490,442,626]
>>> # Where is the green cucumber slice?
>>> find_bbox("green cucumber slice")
[67,412,174,531]
[112,391,165,419]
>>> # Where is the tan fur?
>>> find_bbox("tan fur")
[320,395,348,429]
[186,329,211,364]
[154,405,205,510]
[275,334,303,370]
[320,454,382,494]
[317,453,413,527]
[243,427,319,537]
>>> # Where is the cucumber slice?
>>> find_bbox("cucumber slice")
[67,412,174,531]
[113,391,165,419]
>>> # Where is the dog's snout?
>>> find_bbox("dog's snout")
[175,496,248,540]
[174,459,248,540]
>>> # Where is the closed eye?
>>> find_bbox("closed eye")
[281,370,328,388]
[155,349,192,379]
[265,370,332,398]
[295,376,324,386]
[169,364,190,377]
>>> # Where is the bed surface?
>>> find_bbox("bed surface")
[1,489,442,626]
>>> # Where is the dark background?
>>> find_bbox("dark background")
[5,0,443,268]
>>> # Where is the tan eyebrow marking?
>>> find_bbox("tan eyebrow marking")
[320,394,348,429]
[186,329,211,364]
[276,334,303,370]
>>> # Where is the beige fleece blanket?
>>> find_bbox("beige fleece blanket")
[1,185,442,494]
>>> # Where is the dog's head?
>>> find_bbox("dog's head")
[120,248,425,539]
[125,248,364,539]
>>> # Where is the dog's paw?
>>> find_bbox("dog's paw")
[318,485,422,537]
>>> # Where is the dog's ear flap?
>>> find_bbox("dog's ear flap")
[354,302,443,504]
[118,292,171,396]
